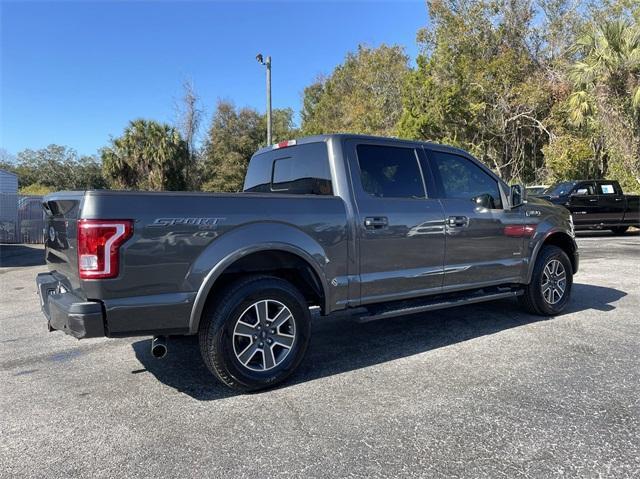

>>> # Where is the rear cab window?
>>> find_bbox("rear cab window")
[244,142,333,195]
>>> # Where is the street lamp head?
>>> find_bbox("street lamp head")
[256,53,264,64]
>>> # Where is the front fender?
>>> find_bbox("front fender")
[186,222,338,334]
[524,222,577,284]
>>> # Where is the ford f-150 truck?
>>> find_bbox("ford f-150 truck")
[37,134,579,391]
[537,180,639,234]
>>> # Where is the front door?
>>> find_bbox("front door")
[423,147,525,290]
[347,140,446,305]
[568,181,600,227]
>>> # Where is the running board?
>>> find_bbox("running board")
[355,287,524,323]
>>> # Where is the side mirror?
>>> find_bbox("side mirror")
[510,184,525,208]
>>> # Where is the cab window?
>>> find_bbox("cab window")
[573,183,596,195]
[598,183,617,195]
[244,142,332,195]
[356,144,426,199]
[428,150,502,209]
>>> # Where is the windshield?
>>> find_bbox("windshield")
[544,181,576,196]
[526,186,546,195]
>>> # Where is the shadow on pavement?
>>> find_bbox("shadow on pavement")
[564,283,627,313]
[132,282,626,401]
[0,244,45,267]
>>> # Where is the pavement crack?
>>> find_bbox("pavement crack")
[282,396,316,439]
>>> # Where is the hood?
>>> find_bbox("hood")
[526,195,570,217]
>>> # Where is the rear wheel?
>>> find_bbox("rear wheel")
[520,245,573,316]
[199,276,311,392]
[611,226,629,235]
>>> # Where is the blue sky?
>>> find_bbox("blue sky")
[1,0,427,156]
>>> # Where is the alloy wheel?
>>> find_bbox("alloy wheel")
[541,259,567,305]
[232,299,296,372]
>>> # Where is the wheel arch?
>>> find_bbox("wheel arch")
[526,230,578,283]
[189,243,329,334]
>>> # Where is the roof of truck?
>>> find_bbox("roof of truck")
[253,133,470,157]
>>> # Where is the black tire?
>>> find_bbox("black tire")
[519,245,573,316]
[611,226,629,235]
[199,275,311,392]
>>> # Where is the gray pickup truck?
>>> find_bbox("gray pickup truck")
[37,134,579,391]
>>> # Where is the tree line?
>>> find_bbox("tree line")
[2,0,639,194]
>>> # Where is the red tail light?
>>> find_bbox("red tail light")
[77,219,133,279]
[273,139,296,149]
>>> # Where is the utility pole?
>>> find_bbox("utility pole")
[256,53,272,145]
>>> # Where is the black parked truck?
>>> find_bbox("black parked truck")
[37,135,579,391]
[538,180,640,234]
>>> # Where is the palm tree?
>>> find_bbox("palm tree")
[102,120,190,191]
[567,19,640,187]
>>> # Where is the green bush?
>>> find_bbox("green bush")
[542,135,595,182]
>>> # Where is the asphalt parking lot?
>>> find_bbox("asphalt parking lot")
[1,232,639,478]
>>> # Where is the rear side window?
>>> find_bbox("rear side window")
[356,144,425,199]
[598,183,617,195]
[244,142,332,195]
[429,150,503,209]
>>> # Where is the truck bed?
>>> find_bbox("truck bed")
[42,190,349,336]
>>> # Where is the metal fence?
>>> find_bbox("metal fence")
[0,194,45,244]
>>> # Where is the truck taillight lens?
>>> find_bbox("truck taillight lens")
[272,139,296,149]
[77,220,133,279]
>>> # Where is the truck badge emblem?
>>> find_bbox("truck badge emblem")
[149,217,224,229]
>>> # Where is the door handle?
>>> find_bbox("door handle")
[614,197,623,201]
[364,217,388,230]
[447,216,469,227]
[589,199,598,202]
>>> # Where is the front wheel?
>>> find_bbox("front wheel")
[520,245,573,316]
[199,276,311,392]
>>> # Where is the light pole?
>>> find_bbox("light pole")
[256,53,272,145]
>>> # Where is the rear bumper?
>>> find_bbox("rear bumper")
[36,272,105,339]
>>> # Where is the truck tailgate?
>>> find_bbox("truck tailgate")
[42,192,84,291]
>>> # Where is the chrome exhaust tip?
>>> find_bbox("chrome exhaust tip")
[151,336,168,359]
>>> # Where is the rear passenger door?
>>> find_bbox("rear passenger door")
[423,147,524,290]
[347,140,446,304]
[596,181,626,225]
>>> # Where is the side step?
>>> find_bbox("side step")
[355,287,523,323]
